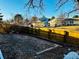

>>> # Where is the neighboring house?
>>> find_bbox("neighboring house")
[32,22,44,27]
[48,19,56,27]
[48,18,76,27]
[63,18,74,26]
[28,16,45,27]
[48,18,63,27]
[31,20,44,27]
[40,16,49,27]
[63,18,79,26]
[23,19,29,26]
[73,18,79,25]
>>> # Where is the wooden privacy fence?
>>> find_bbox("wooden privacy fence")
[0,24,79,47]
[24,27,79,47]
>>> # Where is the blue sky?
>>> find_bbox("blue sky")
[0,0,77,20]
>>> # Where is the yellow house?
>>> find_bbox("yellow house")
[32,20,44,27]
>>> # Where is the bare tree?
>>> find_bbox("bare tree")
[25,0,44,15]
[26,0,44,9]
[25,0,79,17]
[57,0,79,16]
[56,0,69,11]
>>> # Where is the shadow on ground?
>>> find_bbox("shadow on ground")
[0,34,68,59]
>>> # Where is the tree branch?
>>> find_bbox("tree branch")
[56,0,63,5]
[56,0,68,11]
[67,8,79,17]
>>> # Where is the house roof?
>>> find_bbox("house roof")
[0,15,3,17]
[64,18,79,21]
[64,18,74,20]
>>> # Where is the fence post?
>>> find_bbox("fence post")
[34,28,36,35]
[28,27,30,34]
[28,27,32,34]
[27,27,29,34]
[38,28,40,36]
[63,31,69,43]
[31,27,34,34]
[48,29,52,39]
[30,24,33,34]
